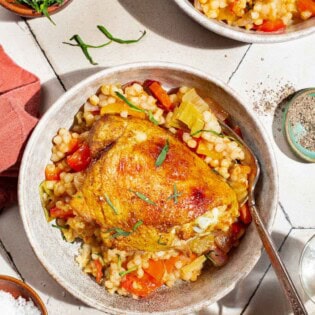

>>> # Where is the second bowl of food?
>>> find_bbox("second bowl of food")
[19,62,278,314]
[174,0,315,43]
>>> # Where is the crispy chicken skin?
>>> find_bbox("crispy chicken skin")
[70,115,238,251]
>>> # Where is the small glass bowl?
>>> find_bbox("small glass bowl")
[299,234,315,303]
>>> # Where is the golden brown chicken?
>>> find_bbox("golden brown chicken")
[70,115,238,252]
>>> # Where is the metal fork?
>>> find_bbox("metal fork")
[220,121,308,315]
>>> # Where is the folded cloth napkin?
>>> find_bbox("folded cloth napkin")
[0,46,40,209]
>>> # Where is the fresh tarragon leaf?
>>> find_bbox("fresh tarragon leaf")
[97,25,146,44]
[129,190,157,206]
[155,139,169,167]
[104,194,118,215]
[167,183,182,204]
[115,92,159,125]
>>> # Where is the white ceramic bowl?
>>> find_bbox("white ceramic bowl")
[19,62,278,314]
[174,0,315,43]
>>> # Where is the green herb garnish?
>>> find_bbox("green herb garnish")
[155,139,169,167]
[52,224,68,230]
[167,184,182,204]
[106,227,131,238]
[191,129,223,137]
[129,190,157,206]
[106,221,143,238]
[63,35,111,65]
[132,220,143,231]
[115,92,158,125]
[17,0,64,25]
[97,25,146,44]
[117,254,122,270]
[119,266,138,277]
[104,194,118,215]
[157,235,167,246]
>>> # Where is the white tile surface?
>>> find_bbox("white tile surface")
[26,0,249,88]
[243,229,315,315]
[229,37,315,228]
[0,1,314,314]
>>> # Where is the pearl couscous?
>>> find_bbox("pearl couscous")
[194,0,315,31]
[40,80,252,298]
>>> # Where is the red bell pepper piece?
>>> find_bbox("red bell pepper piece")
[66,143,91,172]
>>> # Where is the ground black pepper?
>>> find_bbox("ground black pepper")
[287,93,315,152]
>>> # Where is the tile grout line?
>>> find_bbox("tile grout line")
[23,18,67,92]
[240,227,292,314]
[227,44,252,84]
[0,238,25,282]
[292,227,315,230]
[279,201,293,227]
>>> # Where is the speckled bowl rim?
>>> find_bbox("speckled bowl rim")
[18,62,278,314]
[173,0,315,43]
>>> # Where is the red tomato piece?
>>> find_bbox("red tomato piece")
[67,138,80,155]
[239,203,252,224]
[144,259,165,284]
[94,259,103,284]
[45,165,61,181]
[231,222,245,240]
[66,143,91,172]
[164,256,180,273]
[256,19,285,32]
[50,207,75,219]
[297,0,315,15]
[232,125,243,139]
[121,272,161,297]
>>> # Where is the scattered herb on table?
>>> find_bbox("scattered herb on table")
[155,139,169,167]
[167,184,182,204]
[63,35,111,65]
[129,190,157,206]
[64,24,146,65]
[104,194,119,215]
[17,0,64,25]
[97,25,146,44]
[115,92,158,125]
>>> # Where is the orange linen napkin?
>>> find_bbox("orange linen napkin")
[0,46,40,209]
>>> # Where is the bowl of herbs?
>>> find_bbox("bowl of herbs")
[0,0,72,24]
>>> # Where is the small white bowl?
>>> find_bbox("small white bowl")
[173,0,315,43]
[18,62,278,314]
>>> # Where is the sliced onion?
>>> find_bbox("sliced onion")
[84,101,99,113]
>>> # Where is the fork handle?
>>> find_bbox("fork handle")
[249,202,308,315]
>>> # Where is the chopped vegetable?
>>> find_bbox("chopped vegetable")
[129,190,157,206]
[104,194,119,215]
[191,129,222,137]
[100,103,146,118]
[94,259,103,284]
[67,138,80,154]
[170,101,205,135]
[180,255,206,280]
[164,256,180,273]
[97,25,146,44]
[148,81,172,111]
[182,89,209,113]
[66,143,91,172]
[206,248,227,267]
[231,222,246,240]
[155,139,169,167]
[256,19,285,32]
[45,165,61,181]
[157,235,167,246]
[239,203,252,224]
[196,139,223,160]
[39,181,54,221]
[297,0,315,15]
[120,272,161,297]
[49,207,74,219]
[144,259,165,284]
